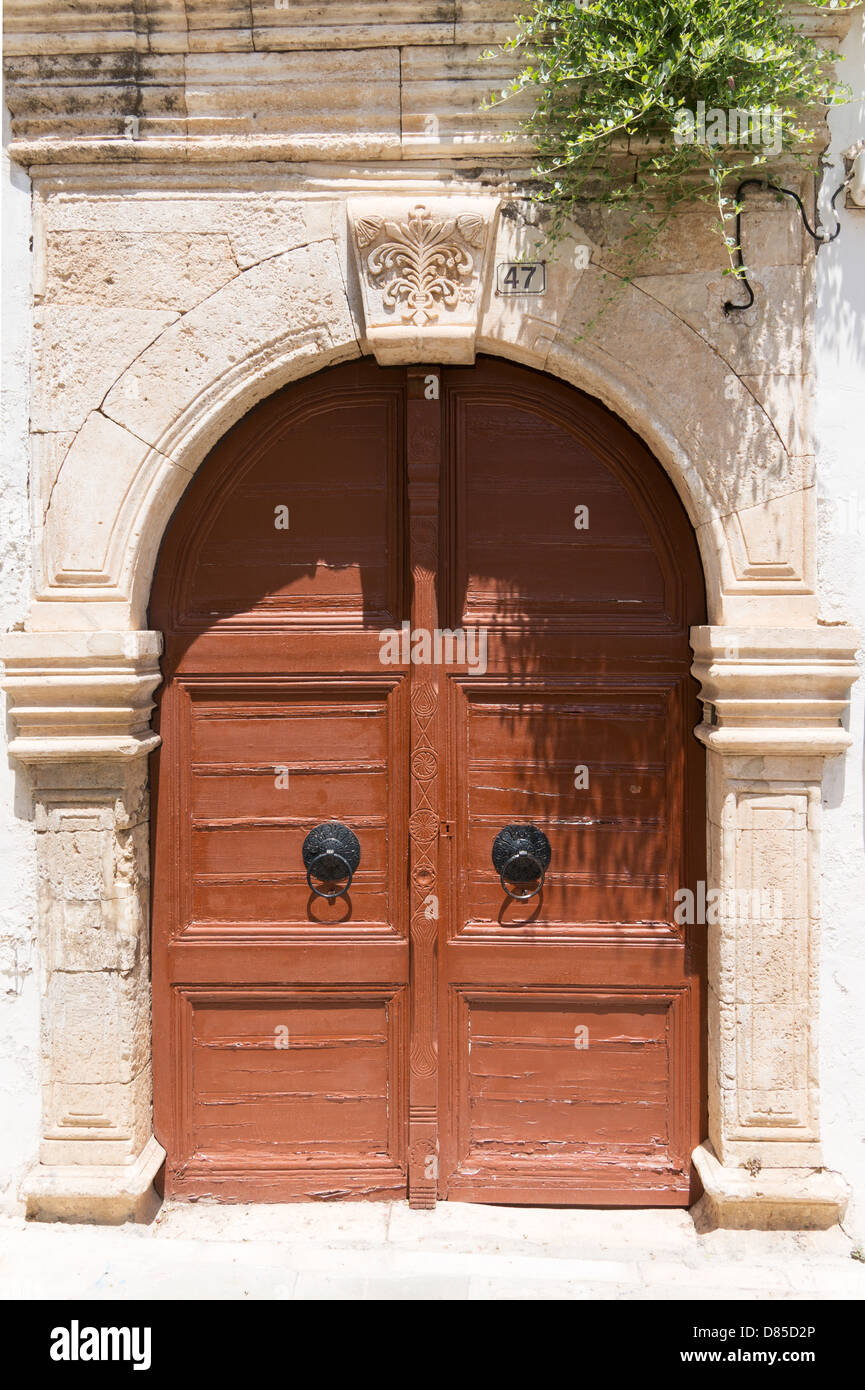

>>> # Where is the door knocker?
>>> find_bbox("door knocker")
[491,824,552,902]
[302,822,361,900]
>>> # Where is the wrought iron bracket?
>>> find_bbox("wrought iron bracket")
[723,173,851,316]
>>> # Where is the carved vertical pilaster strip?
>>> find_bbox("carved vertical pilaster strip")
[33,759,153,1168]
[709,754,823,1166]
[406,365,442,1208]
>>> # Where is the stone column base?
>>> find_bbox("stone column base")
[21,1136,165,1225]
[692,1143,850,1231]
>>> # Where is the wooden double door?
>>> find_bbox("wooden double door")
[151,357,706,1207]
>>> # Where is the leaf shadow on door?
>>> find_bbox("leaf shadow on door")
[440,358,707,939]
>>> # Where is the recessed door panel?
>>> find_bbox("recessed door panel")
[182,682,401,930]
[445,987,691,1205]
[173,987,407,1199]
[456,682,679,931]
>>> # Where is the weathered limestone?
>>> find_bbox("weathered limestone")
[0,633,164,1221]
[3,2,854,164]
[691,627,859,755]
[0,630,162,759]
[22,1137,164,1225]
[31,305,179,434]
[44,231,239,310]
[693,1143,850,1231]
[19,184,830,633]
[689,626,859,1229]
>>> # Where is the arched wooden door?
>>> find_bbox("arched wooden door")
[151,357,706,1207]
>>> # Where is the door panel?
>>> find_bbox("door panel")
[445,986,691,1205]
[172,388,405,628]
[437,359,705,1205]
[448,378,677,629]
[151,361,411,1201]
[184,681,401,929]
[456,682,678,930]
[178,988,406,1176]
[150,356,706,1206]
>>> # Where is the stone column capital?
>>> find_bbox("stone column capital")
[0,630,163,763]
[690,625,860,757]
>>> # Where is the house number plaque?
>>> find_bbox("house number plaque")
[496,261,547,295]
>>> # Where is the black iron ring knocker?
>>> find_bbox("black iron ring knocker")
[302,822,361,900]
[491,824,552,902]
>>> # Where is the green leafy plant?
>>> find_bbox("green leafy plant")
[485,0,852,300]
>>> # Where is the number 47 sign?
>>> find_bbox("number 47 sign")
[496,261,546,295]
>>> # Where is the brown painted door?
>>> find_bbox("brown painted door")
[151,357,705,1205]
[152,362,411,1200]
[434,360,705,1206]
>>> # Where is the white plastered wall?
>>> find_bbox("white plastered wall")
[0,101,39,1211]
[816,12,865,1243]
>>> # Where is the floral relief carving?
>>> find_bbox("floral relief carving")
[348,196,497,362]
[356,203,486,325]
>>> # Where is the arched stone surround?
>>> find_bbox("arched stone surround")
[18,211,821,635]
[1,42,860,1222]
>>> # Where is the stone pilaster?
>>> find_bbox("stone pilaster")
[691,626,859,1228]
[0,631,164,1221]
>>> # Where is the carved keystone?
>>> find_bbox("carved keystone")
[348,197,498,364]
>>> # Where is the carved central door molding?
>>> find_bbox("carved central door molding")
[406,366,443,1208]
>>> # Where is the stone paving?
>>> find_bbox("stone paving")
[1,1203,863,1301]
